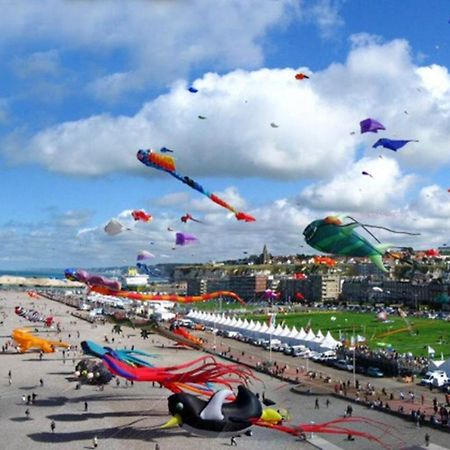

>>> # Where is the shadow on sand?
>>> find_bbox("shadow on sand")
[47,410,165,422]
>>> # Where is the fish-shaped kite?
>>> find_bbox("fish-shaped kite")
[303,216,420,273]
[372,138,418,151]
[137,149,255,222]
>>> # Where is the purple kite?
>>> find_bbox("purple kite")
[372,138,418,151]
[360,118,386,134]
[64,269,121,291]
[175,232,198,246]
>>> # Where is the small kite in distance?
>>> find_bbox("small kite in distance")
[198,115,207,120]
[104,219,129,236]
[188,87,198,93]
[131,210,152,222]
[160,147,174,153]
[181,213,203,224]
[295,73,309,80]
[270,122,279,128]
[362,171,373,178]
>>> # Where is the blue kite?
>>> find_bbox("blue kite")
[372,138,418,151]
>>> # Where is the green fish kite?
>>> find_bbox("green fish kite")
[303,216,391,272]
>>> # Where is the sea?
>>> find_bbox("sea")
[0,269,65,279]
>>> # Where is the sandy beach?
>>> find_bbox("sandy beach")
[1,289,449,450]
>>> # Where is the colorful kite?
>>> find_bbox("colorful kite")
[313,256,337,267]
[12,328,69,353]
[360,118,385,134]
[15,306,53,327]
[89,286,246,305]
[295,73,309,80]
[372,139,418,151]
[137,250,155,261]
[181,213,203,224]
[303,216,419,272]
[169,324,203,347]
[137,149,255,222]
[64,269,122,291]
[131,210,152,222]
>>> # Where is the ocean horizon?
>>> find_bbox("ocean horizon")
[0,269,66,279]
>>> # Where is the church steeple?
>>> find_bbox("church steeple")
[261,244,270,264]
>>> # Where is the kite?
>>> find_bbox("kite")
[270,122,279,128]
[169,323,203,347]
[360,118,385,134]
[104,219,129,236]
[295,73,309,80]
[102,354,255,397]
[181,213,203,224]
[12,328,69,353]
[160,147,174,153]
[163,386,262,435]
[372,138,418,151]
[263,289,279,301]
[295,292,305,301]
[188,87,198,93]
[176,232,198,246]
[137,149,255,222]
[64,268,121,291]
[75,359,113,386]
[15,306,53,327]
[81,340,157,368]
[303,215,420,273]
[362,171,373,178]
[131,209,152,222]
[425,248,440,257]
[163,385,396,447]
[313,256,337,267]
[89,285,246,305]
[167,227,174,231]
[198,115,207,120]
[137,250,155,261]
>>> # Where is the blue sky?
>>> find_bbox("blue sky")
[1,0,450,270]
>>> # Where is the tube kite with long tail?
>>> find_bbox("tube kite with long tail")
[137,149,255,222]
[89,285,246,305]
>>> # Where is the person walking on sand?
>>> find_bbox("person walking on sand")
[93,436,98,448]
[314,398,320,410]
[425,433,430,447]
[50,420,55,433]
[230,436,237,446]
[25,408,30,419]
[84,401,88,412]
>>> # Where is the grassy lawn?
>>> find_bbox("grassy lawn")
[245,311,450,358]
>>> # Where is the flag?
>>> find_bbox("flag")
[427,346,435,356]
[267,313,277,328]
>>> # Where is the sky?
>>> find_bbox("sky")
[1,0,450,270]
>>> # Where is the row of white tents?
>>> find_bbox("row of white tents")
[186,310,341,351]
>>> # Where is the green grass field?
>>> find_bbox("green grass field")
[244,311,450,358]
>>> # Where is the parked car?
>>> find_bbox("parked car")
[366,367,384,377]
[333,359,353,371]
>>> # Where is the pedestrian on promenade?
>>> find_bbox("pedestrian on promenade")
[50,420,55,433]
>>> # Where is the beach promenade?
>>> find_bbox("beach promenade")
[1,290,449,450]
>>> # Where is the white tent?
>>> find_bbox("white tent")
[429,357,450,376]
[320,331,340,350]
[273,324,284,337]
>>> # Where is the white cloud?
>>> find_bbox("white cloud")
[0,0,302,100]
[298,156,417,212]
[11,50,61,78]
[6,36,450,180]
